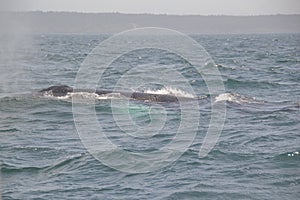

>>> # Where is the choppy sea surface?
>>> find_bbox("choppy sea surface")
[0,33,299,199]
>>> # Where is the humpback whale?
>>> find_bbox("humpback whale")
[40,85,194,102]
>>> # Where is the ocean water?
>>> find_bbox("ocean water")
[0,33,300,199]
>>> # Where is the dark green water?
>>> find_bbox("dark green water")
[0,33,299,199]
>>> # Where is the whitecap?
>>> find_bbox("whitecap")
[215,93,263,104]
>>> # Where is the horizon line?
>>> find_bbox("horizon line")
[2,10,300,17]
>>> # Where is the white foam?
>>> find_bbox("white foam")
[288,151,299,157]
[215,93,263,104]
[43,92,123,101]
[143,87,195,98]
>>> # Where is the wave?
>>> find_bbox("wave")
[225,77,279,89]
[1,153,88,174]
[1,163,46,173]
[215,93,264,104]
[165,191,252,200]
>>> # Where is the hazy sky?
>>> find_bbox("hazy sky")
[2,0,300,15]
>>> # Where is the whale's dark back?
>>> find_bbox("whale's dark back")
[40,85,192,102]
[130,92,179,102]
[40,85,73,97]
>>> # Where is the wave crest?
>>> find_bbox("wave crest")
[215,93,263,104]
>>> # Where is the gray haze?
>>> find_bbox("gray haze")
[1,0,300,15]
[0,12,299,34]
[0,0,299,34]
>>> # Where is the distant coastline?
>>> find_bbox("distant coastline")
[1,11,299,34]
